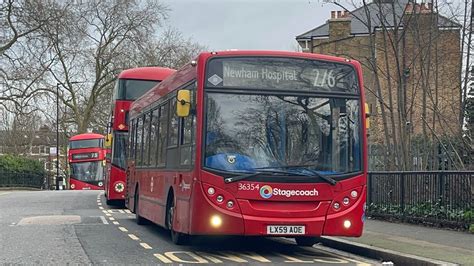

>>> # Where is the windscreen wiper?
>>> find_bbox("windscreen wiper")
[224,169,309,184]
[253,165,338,186]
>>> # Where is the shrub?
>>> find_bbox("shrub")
[0,155,45,175]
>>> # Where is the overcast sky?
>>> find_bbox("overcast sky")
[161,0,336,51]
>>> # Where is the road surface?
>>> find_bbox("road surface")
[0,190,376,265]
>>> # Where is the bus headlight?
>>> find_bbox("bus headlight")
[210,215,222,228]
[114,182,125,193]
[344,220,351,229]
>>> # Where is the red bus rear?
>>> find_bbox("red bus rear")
[104,67,176,205]
[126,51,368,246]
[68,133,105,190]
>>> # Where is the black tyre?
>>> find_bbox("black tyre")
[166,195,188,245]
[134,191,148,225]
[295,237,318,247]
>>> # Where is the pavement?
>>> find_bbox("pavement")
[336,219,474,265]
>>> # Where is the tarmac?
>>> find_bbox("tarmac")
[329,219,474,265]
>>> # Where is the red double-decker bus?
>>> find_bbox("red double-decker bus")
[104,67,175,205]
[68,133,105,190]
[126,50,368,246]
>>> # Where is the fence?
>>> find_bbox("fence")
[367,171,474,229]
[0,172,45,189]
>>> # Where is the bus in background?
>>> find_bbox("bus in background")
[127,51,368,246]
[104,67,176,205]
[68,133,105,190]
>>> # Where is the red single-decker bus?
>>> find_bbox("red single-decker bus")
[68,133,105,190]
[105,67,175,205]
[127,51,368,246]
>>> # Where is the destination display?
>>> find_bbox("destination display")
[205,57,359,93]
[72,152,98,160]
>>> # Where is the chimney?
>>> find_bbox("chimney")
[328,10,351,39]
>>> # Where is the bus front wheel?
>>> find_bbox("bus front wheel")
[166,195,188,245]
[295,236,318,247]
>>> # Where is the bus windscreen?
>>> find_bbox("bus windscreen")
[205,57,359,93]
[115,79,160,100]
[69,139,102,149]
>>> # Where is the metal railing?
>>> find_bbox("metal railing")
[367,171,474,229]
[0,172,45,189]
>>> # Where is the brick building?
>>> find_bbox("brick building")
[296,0,462,144]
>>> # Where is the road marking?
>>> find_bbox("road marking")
[140,243,152,249]
[99,216,109,224]
[125,210,132,214]
[105,213,112,217]
[102,210,108,214]
[118,227,128,232]
[128,234,139,241]
[164,252,208,263]
[0,192,11,196]
[99,206,104,210]
[98,203,102,206]
[118,210,125,213]
[109,217,115,221]
[113,221,119,225]
[154,254,173,263]
[108,210,114,213]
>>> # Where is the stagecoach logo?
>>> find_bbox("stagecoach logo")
[98,182,103,187]
[259,185,319,199]
[227,155,236,164]
[208,74,223,86]
[260,185,273,199]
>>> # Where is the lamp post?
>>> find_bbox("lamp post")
[56,83,60,190]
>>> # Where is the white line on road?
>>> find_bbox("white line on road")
[98,203,102,206]
[154,254,173,263]
[109,217,115,221]
[99,206,104,210]
[118,227,128,232]
[105,213,112,217]
[99,216,109,225]
[128,234,139,241]
[140,243,152,249]
[113,221,119,225]
[0,192,11,196]
[102,210,108,214]
[125,210,132,214]
[108,210,113,213]
[119,210,125,213]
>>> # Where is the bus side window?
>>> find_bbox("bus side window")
[128,119,134,160]
[150,108,160,167]
[168,94,179,147]
[143,112,152,166]
[157,102,169,167]
[179,82,196,167]
[136,116,143,166]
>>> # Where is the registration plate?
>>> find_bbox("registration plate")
[266,225,305,235]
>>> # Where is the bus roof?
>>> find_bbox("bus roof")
[118,67,176,81]
[69,133,104,141]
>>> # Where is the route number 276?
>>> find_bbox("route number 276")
[313,69,336,87]
[238,183,260,191]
